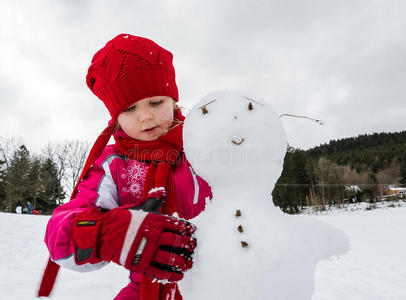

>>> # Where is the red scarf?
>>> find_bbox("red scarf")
[114,111,184,300]
[114,111,184,215]
[39,111,185,300]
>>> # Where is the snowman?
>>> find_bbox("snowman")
[178,90,349,300]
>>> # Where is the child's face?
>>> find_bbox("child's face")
[117,96,175,141]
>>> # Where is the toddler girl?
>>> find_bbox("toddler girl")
[39,34,212,300]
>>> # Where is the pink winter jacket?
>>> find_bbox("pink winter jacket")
[44,144,212,299]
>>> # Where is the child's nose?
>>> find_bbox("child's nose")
[138,111,154,122]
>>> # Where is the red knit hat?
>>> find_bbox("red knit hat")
[86,34,179,119]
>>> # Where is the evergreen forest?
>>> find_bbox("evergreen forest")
[272,131,406,213]
[0,138,89,214]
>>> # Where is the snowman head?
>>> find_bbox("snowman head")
[184,90,287,191]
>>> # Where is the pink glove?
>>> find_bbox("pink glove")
[72,189,196,282]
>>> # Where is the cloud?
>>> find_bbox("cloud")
[0,0,405,153]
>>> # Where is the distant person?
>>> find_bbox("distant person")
[27,202,34,214]
[15,201,22,214]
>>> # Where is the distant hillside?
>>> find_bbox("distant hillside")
[273,131,406,214]
[307,131,406,173]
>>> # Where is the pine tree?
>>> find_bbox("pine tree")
[38,157,66,213]
[400,152,406,186]
[0,159,6,210]
[272,147,311,213]
[27,157,42,210]
[5,145,31,212]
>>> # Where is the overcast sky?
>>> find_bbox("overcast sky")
[0,0,405,154]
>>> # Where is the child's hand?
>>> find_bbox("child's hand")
[129,187,166,212]
[72,204,196,282]
[130,212,196,282]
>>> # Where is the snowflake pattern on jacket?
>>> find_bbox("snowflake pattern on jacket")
[121,160,149,198]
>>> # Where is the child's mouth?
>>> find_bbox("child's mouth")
[143,126,157,133]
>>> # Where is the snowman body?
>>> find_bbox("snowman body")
[179,90,349,300]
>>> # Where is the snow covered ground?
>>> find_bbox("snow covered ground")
[301,199,406,215]
[312,206,406,300]
[1,206,405,300]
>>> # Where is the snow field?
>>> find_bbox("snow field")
[312,207,406,300]
[0,207,406,299]
[0,213,128,300]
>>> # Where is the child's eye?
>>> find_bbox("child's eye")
[150,100,164,106]
[124,105,136,112]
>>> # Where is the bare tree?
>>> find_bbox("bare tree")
[0,136,23,167]
[64,140,90,195]
[41,140,89,198]
[314,156,343,210]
